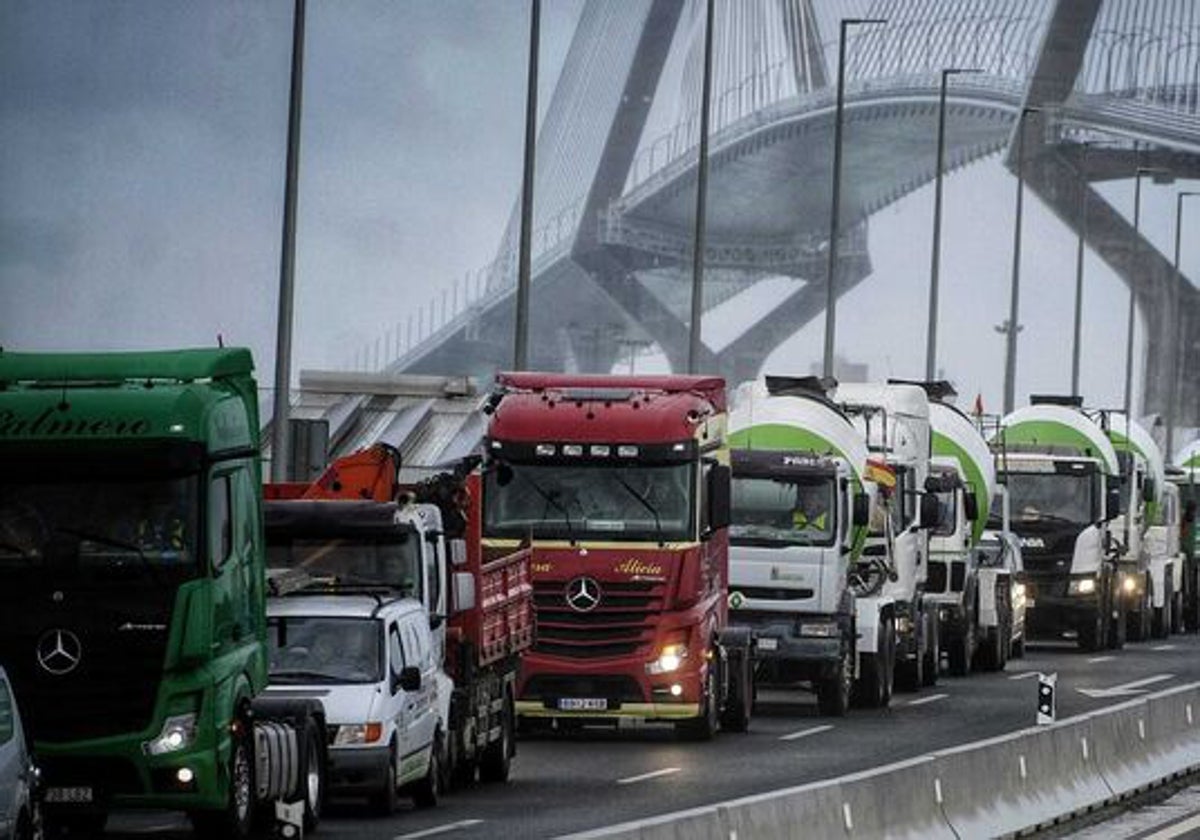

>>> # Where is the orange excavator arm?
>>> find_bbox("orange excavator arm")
[263,443,402,501]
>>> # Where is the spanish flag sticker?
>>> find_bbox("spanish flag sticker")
[865,458,896,489]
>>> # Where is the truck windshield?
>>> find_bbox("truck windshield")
[1004,472,1095,526]
[268,616,383,684]
[0,475,199,577]
[931,490,957,537]
[267,538,422,599]
[484,462,695,542]
[731,476,835,547]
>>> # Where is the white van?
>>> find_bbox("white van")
[0,666,39,840]
[264,596,450,814]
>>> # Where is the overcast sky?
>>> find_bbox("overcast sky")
[1,0,1195,421]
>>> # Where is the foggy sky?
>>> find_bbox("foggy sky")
[1,0,1195,419]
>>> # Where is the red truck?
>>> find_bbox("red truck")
[264,445,533,785]
[482,373,752,739]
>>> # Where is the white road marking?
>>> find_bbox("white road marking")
[1154,644,1178,651]
[394,820,484,840]
[1077,673,1175,698]
[1087,655,1115,663]
[907,693,948,707]
[779,724,834,742]
[1142,812,1200,840]
[1009,671,1040,681]
[617,767,681,785]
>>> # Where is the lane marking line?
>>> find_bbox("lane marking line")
[394,820,484,840]
[842,803,853,831]
[618,767,681,785]
[1088,655,1115,663]
[1142,811,1200,840]
[1009,671,1040,681]
[1018,754,1027,780]
[779,724,834,742]
[907,693,948,707]
[1154,644,1177,651]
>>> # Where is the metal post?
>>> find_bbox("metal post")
[687,0,716,374]
[512,0,540,371]
[270,0,306,483]
[824,18,885,380]
[1071,143,1091,397]
[1126,167,1172,418]
[1168,192,1200,457]
[1003,107,1038,415]
[926,67,979,381]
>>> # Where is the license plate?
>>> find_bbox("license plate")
[1025,599,1036,609]
[559,697,607,711]
[45,787,94,804]
[757,637,779,651]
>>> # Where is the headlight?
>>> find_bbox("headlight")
[333,723,383,746]
[144,713,197,756]
[646,643,688,675]
[1014,583,1026,598]
[1069,578,1097,596]
[895,616,913,635]
[798,622,839,638]
[1122,576,1139,594]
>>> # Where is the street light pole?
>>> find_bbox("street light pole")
[1071,141,1095,398]
[926,67,980,381]
[1167,191,1200,458]
[687,0,715,374]
[1002,106,1039,415]
[823,17,886,380]
[1126,166,1171,418]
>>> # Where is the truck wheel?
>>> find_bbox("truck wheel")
[368,745,399,815]
[300,715,325,832]
[1153,578,1173,639]
[852,618,894,709]
[412,731,444,808]
[676,663,718,741]
[479,697,514,781]
[1128,578,1151,642]
[44,811,104,837]
[1173,589,1184,635]
[948,620,972,677]
[816,647,853,717]
[190,720,254,839]
[922,609,939,687]
[1108,590,1127,650]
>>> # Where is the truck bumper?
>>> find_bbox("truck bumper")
[326,745,391,794]
[730,612,845,681]
[1026,589,1102,639]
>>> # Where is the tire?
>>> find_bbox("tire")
[815,646,853,717]
[1128,578,1151,642]
[44,812,105,837]
[948,620,972,677]
[1080,601,1106,652]
[676,662,719,741]
[1108,588,1127,650]
[190,719,254,839]
[412,731,443,809]
[922,610,940,687]
[718,647,752,732]
[300,716,324,832]
[894,626,923,694]
[1173,590,1184,635]
[479,695,514,781]
[1012,634,1025,658]
[15,806,39,840]
[852,618,894,709]
[368,745,400,816]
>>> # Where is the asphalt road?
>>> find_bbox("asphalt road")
[102,633,1200,839]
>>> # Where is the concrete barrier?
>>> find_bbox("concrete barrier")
[559,682,1200,840]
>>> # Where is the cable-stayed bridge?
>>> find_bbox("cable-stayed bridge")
[358,0,1200,422]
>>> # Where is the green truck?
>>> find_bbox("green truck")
[0,348,327,836]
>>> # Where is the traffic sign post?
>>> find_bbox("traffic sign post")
[1037,673,1057,725]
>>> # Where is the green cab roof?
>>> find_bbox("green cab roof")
[0,348,253,384]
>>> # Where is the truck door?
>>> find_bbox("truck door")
[387,623,415,782]
[401,618,437,760]
[208,464,256,656]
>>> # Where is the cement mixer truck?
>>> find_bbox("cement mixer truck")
[993,397,1126,650]
[725,377,888,715]
[834,382,942,692]
[1100,413,1173,639]
[1171,439,1200,630]
[920,386,1006,673]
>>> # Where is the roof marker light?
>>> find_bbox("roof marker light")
[590,445,611,457]
[562,444,584,457]
[618,445,639,458]
[535,444,556,457]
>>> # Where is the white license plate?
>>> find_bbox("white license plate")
[1025,599,1036,609]
[757,637,779,651]
[44,787,94,804]
[559,697,607,711]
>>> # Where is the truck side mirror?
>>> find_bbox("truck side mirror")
[452,572,476,614]
[708,464,731,532]
[1105,479,1122,521]
[920,494,941,530]
[397,666,421,692]
[852,494,870,527]
[963,492,979,522]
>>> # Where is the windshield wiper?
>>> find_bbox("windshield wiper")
[519,473,577,543]
[269,669,343,684]
[52,526,162,583]
[614,474,666,546]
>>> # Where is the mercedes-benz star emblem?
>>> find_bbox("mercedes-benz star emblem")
[565,577,601,613]
[36,629,82,676]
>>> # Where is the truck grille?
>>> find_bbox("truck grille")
[523,674,644,703]
[532,580,663,660]
[736,586,814,601]
[0,585,174,744]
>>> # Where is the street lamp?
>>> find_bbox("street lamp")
[926,67,981,381]
[1167,191,1200,457]
[1125,165,1174,418]
[688,0,715,374]
[1002,106,1040,415]
[513,0,541,371]
[823,17,887,380]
